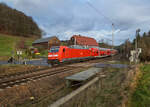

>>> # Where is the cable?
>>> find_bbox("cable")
[86,1,125,30]
[86,1,114,24]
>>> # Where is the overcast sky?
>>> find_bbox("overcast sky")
[1,0,150,45]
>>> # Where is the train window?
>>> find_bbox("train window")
[49,47,59,53]
[63,48,65,52]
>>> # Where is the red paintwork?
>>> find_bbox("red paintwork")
[48,46,117,64]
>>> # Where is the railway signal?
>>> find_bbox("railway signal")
[129,29,141,63]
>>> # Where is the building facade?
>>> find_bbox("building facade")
[32,36,60,49]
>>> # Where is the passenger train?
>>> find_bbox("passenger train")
[47,45,117,65]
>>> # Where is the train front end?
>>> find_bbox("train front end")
[47,46,60,65]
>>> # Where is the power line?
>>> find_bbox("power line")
[87,2,150,30]
[86,1,127,30]
[86,1,114,24]
[86,1,116,46]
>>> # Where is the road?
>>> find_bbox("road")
[0,58,49,66]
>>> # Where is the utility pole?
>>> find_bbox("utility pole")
[135,29,140,63]
[135,30,137,51]
[112,23,114,49]
[111,23,114,60]
[74,37,76,45]
[135,29,140,51]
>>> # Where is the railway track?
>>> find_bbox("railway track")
[0,55,116,79]
[0,54,120,89]
[0,67,50,79]
[0,67,82,89]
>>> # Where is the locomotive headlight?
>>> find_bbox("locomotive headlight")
[53,54,58,57]
[48,54,58,57]
[48,55,52,57]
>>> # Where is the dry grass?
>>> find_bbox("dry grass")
[0,75,65,106]
[0,67,86,107]
[0,64,46,76]
[120,64,142,107]
[88,64,140,107]
[128,64,150,107]
[0,62,139,107]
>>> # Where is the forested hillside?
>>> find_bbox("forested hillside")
[118,30,150,61]
[0,3,42,37]
[135,31,150,61]
[99,43,112,48]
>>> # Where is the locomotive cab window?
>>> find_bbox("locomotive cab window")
[49,47,60,53]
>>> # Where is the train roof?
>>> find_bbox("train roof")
[69,45,90,49]
[50,45,117,51]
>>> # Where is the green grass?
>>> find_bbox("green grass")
[130,64,150,107]
[0,33,35,59]
[25,39,34,47]
[0,34,17,56]
[40,50,48,57]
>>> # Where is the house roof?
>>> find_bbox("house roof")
[71,35,99,46]
[32,36,57,44]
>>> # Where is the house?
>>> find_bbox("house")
[69,35,99,46]
[32,36,60,49]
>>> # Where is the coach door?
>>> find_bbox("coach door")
[63,48,66,58]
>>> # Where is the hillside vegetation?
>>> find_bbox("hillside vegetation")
[117,30,150,61]
[0,3,41,37]
[0,33,36,60]
[99,43,112,48]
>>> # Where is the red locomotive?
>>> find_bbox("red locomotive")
[47,35,117,65]
[47,45,117,65]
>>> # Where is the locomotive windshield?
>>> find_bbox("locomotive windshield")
[49,47,60,53]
